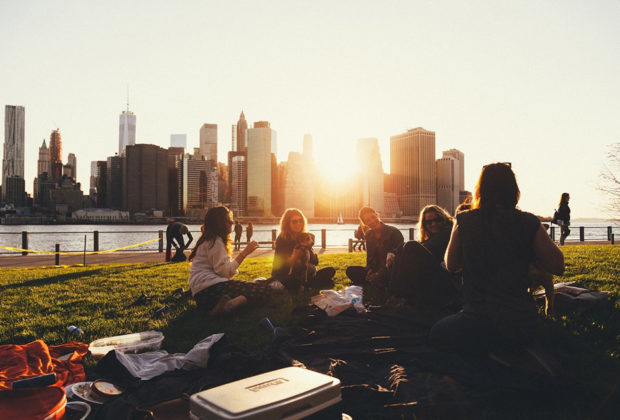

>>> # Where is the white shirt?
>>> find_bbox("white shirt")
[189,237,239,296]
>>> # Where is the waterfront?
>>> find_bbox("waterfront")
[0,221,619,255]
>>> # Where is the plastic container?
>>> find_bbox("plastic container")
[88,331,165,359]
[189,366,341,420]
[67,325,84,334]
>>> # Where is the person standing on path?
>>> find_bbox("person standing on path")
[233,221,243,251]
[556,193,571,245]
[246,222,254,244]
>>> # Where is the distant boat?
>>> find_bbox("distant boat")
[337,212,344,224]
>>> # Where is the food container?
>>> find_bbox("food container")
[88,331,164,359]
[189,366,342,420]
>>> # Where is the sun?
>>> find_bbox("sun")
[315,154,358,186]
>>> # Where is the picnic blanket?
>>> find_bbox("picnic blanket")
[0,339,88,389]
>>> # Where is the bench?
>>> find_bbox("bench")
[348,238,366,252]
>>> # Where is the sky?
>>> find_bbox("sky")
[1,0,619,218]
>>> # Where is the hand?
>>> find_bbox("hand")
[386,252,395,268]
[243,241,259,256]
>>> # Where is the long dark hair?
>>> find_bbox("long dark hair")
[418,205,453,242]
[558,192,570,209]
[472,163,520,211]
[188,206,232,261]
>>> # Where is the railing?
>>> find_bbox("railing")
[0,225,617,256]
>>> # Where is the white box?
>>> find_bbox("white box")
[189,366,342,420]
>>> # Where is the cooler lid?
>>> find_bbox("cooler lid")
[193,367,339,416]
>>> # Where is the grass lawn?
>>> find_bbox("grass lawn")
[1,246,619,417]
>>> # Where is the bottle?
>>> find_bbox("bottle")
[67,325,83,334]
[154,305,170,317]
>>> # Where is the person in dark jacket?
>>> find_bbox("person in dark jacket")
[389,205,460,310]
[271,208,335,291]
[246,222,254,243]
[233,221,243,251]
[346,207,404,290]
[165,222,194,262]
[556,193,571,245]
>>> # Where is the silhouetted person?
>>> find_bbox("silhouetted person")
[556,193,571,245]
[233,221,243,251]
[166,222,193,262]
[246,222,254,243]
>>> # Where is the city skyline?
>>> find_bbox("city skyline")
[1,1,619,218]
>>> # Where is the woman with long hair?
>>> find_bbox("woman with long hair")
[188,206,275,316]
[388,204,459,310]
[556,193,571,245]
[271,208,335,290]
[430,163,564,358]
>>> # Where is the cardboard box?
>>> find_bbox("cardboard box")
[189,366,342,419]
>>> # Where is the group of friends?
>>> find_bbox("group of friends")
[169,162,571,360]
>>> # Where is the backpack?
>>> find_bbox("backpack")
[551,209,559,225]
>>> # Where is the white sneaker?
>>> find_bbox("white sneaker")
[252,277,268,284]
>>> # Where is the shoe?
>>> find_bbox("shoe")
[269,280,285,290]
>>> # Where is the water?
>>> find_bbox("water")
[0,221,618,255]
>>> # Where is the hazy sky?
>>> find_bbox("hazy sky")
[1,0,619,218]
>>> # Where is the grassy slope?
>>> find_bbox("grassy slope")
[0,247,618,417]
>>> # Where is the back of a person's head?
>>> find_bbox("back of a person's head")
[203,206,230,237]
[473,163,520,210]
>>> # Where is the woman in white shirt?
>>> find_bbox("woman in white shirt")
[188,206,273,316]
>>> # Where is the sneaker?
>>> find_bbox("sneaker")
[269,280,285,290]
[253,277,269,284]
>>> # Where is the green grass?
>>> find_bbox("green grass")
[0,247,618,418]
[0,254,366,355]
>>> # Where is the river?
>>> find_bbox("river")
[0,221,618,255]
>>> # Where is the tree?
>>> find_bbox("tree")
[598,143,620,216]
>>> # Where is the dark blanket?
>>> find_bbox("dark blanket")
[92,306,585,419]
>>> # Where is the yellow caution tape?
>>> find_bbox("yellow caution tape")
[0,238,161,255]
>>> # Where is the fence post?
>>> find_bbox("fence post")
[409,228,414,241]
[271,229,277,250]
[55,244,60,266]
[94,231,99,252]
[348,238,353,253]
[21,231,28,256]
[607,226,612,241]
[579,226,585,242]
[612,234,615,245]
[321,229,326,249]
[158,230,163,252]
[550,226,555,241]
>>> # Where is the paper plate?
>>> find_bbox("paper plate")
[65,382,108,405]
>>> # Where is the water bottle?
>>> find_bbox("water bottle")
[67,325,83,334]
[259,317,284,336]
[154,305,170,317]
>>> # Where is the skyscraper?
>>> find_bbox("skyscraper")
[122,144,168,213]
[119,108,136,156]
[38,139,50,176]
[199,123,217,163]
[436,156,460,215]
[2,105,25,201]
[442,148,465,193]
[284,152,314,217]
[65,153,77,179]
[170,134,187,149]
[357,138,384,215]
[236,111,248,152]
[49,129,63,181]
[230,153,247,216]
[390,127,436,217]
[181,154,211,213]
[247,121,276,216]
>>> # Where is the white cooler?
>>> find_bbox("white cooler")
[189,366,342,420]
